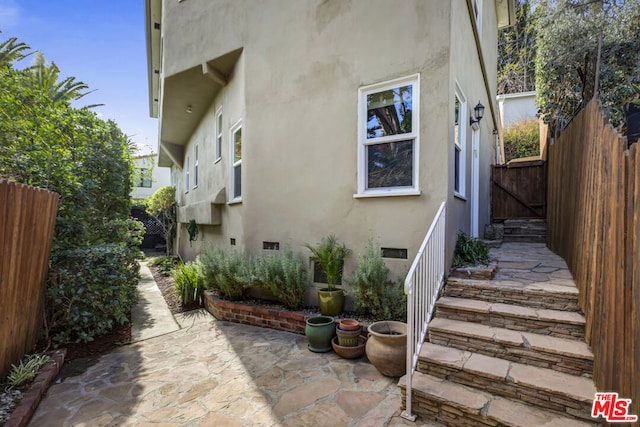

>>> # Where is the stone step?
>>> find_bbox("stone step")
[428,318,593,377]
[435,296,586,340]
[444,277,581,311]
[399,372,599,427]
[503,234,547,243]
[415,343,597,422]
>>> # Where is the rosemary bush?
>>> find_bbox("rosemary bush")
[252,248,309,309]
[350,243,407,321]
[199,247,249,300]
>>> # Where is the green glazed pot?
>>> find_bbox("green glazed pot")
[305,315,336,353]
[318,288,345,316]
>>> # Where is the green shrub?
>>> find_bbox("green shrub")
[200,248,250,300]
[171,261,205,305]
[503,119,540,163]
[252,248,310,310]
[149,255,181,276]
[452,231,490,267]
[47,242,141,344]
[349,244,407,321]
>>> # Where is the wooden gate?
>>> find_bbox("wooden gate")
[491,159,547,221]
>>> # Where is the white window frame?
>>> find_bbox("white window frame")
[473,0,483,39]
[193,144,199,188]
[355,74,420,198]
[229,120,242,203]
[215,109,222,162]
[185,154,190,193]
[454,84,467,199]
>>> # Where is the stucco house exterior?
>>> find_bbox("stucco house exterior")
[145,0,515,298]
[130,153,172,201]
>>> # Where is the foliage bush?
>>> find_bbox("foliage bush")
[47,241,142,344]
[252,248,310,310]
[0,35,142,346]
[199,247,250,300]
[503,119,540,162]
[171,261,206,305]
[349,244,407,321]
[148,255,181,276]
[452,231,490,267]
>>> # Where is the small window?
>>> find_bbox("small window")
[215,110,222,161]
[194,144,199,188]
[263,241,280,250]
[357,75,420,197]
[454,88,466,197]
[381,248,408,259]
[185,155,190,193]
[312,261,342,285]
[230,238,236,245]
[230,121,242,201]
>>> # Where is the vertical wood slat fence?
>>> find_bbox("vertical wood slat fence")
[0,180,59,377]
[491,159,547,221]
[547,98,639,417]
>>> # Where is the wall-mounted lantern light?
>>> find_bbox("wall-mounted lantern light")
[470,101,485,129]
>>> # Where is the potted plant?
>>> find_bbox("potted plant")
[305,235,350,316]
[349,243,408,376]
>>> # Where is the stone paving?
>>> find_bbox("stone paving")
[29,308,443,426]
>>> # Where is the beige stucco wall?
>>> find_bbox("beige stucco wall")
[159,0,501,304]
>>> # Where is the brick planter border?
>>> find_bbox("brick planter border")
[204,291,310,334]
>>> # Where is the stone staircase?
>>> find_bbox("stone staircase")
[502,219,547,243]
[399,242,599,426]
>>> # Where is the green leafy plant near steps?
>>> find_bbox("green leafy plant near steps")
[4,354,51,388]
[171,261,206,305]
[452,231,490,267]
[199,247,250,300]
[350,243,407,321]
[251,248,310,310]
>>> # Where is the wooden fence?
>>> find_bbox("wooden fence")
[491,159,547,221]
[0,180,59,377]
[547,98,639,417]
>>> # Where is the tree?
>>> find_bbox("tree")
[0,32,30,67]
[26,51,93,104]
[498,0,538,94]
[144,186,177,256]
[535,0,640,130]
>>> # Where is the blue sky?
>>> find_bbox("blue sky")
[0,0,158,154]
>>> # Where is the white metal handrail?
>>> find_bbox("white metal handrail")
[401,201,446,421]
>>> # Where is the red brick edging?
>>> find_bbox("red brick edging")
[5,349,66,427]
[204,291,310,334]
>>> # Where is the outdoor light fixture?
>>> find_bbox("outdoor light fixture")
[470,101,485,128]
[186,105,193,114]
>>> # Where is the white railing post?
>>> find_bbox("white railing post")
[401,202,446,422]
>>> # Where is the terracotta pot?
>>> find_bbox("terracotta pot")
[336,325,362,347]
[365,320,407,377]
[318,288,345,316]
[338,319,360,331]
[305,315,336,353]
[331,336,366,359]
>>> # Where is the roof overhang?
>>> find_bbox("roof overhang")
[496,0,516,29]
[157,48,243,167]
[145,0,162,118]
